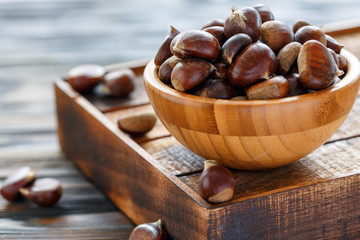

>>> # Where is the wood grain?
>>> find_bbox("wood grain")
[2,1,360,237]
[143,49,360,170]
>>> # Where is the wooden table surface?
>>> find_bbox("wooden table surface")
[1,0,360,239]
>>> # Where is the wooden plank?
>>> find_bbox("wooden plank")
[105,104,170,144]
[180,137,360,202]
[55,81,211,239]
[141,136,204,176]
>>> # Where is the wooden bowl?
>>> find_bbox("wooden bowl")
[143,50,360,170]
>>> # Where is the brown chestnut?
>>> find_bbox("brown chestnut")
[0,166,36,202]
[201,18,225,29]
[231,95,248,100]
[117,111,157,137]
[192,79,238,99]
[284,73,308,96]
[171,58,214,91]
[129,219,167,240]
[328,48,339,67]
[228,42,277,87]
[295,25,326,45]
[19,178,62,207]
[220,33,252,66]
[208,61,228,80]
[154,25,180,66]
[158,56,181,83]
[102,69,135,97]
[338,54,348,73]
[170,30,220,61]
[261,20,294,52]
[292,19,310,33]
[246,75,289,100]
[253,4,274,23]
[198,160,236,204]
[203,26,226,46]
[298,40,343,90]
[224,7,262,42]
[67,64,105,93]
[326,34,344,54]
[276,42,302,75]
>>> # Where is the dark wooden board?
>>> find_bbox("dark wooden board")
[55,23,360,239]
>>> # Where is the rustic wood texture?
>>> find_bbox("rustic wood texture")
[2,0,360,238]
[55,23,360,239]
[143,50,360,170]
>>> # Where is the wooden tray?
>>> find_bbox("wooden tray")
[55,21,360,240]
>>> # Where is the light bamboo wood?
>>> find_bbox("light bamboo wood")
[143,50,360,170]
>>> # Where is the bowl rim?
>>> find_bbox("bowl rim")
[144,49,360,106]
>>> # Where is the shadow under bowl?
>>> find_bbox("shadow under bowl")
[143,49,360,170]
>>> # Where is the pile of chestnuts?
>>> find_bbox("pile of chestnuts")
[67,64,136,98]
[154,4,347,100]
[0,166,62,207]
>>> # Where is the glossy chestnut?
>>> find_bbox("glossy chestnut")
[154,25,180,66]
[224,7,261,42]
[171,58,214,91]
[129,219,167,240]
[228,42,277,87]
[0,166,36,202]
[295,25,326,45]
[298,40,343,90]
[253,4,274,23]
[220,33,252,66]
[170,30,220,61]
[67,64,105,93]
[20,178,62,207]
[102,69,135,97]
[198,160,236,204]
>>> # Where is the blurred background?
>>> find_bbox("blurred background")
[0,0,360,237]
[1,0,360,137]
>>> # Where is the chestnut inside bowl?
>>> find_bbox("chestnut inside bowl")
[143,49,360,170]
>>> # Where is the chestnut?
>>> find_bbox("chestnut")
[129,219,167,240]
[203,26,227,46]
[253,4,274,23]
[102,69,135,98]
[276,42,302,75]
[19,178,62,207]
[219,33,252,66]
[246,75,289,100]
[298,40,343,90]
[117,111,157,137]
[338,54,348,73]
[208,61,228,80]
[295,25,326,45]
[192,79,238,99]
[154,25,180,66]
[198,160,236,204]
[158,56,181,83]
[0,166,36,202]
[228,42,277,87]
[67,64,105,93]
[201,18,225,29]
[170,30,220,61]
[260,20,294,52]
[171,58,214,91]
[285,73,308,96]
[292,19,310,34]
[328,48,339,67]
[326,34,344,54]
[224,7,262,42]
